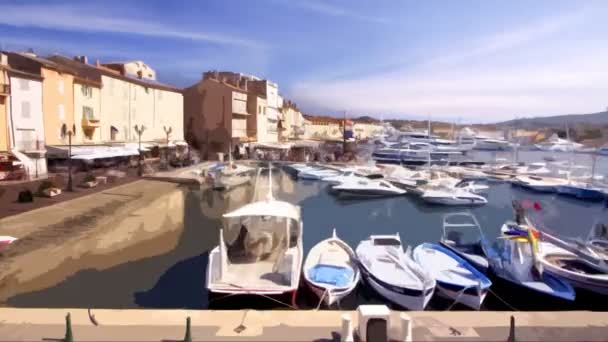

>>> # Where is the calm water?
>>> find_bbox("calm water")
[8,151,608,311]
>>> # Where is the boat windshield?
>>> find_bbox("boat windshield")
[373,238,401,246]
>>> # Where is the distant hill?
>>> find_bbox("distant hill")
[498,110,608,128]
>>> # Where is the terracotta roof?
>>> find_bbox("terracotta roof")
[303,114,344,124]
[49,54,181,93]
[5,67,43,81]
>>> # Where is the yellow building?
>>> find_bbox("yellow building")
[303,115,343,141]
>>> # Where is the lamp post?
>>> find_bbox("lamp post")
[163,126,172,169]
[67,130,74,191]
[134,125,146,176]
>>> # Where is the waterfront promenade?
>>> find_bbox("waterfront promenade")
[0,308,607,341]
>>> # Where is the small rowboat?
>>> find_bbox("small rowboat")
[413,243,492,310]
[303,229,360,306]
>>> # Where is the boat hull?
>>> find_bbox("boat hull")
[435,282,487,310]
[557,185,606,200]
[335,188,404,198]
[422,196,487,206]
[304,279,355,306]
[360,268,434,310]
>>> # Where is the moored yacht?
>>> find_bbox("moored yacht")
[332,178,406,198]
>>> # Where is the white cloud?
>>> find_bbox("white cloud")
[282,0,391,24]
[0,4,264,49]
[291,7,608,122]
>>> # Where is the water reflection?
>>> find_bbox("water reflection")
[6,155,608,310]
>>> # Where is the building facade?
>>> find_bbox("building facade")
[303,115,343,141]
[183,71,253,158]
[0,55,10,153]
[281,100,306,140]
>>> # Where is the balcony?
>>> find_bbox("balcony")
[82,116,101,128]
[0,84,9,96]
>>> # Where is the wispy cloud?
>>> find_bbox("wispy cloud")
[0,3,264,49]
[280,0,391,24]
[290,7,608,122]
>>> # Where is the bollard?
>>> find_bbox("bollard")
[400,313,412,342]
[507,315,516,342]
[341,313,354,342]
[64,312,73,342]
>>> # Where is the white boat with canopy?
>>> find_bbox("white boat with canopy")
[206,166,303,305]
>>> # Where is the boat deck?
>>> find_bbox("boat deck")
[221,261,291,288]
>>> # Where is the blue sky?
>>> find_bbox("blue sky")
[1,0,607,122]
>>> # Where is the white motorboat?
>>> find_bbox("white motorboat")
[209,163,255,190]
[356,233,436,310]
[456,127,510,151]
[303,229,360,306]
[445,166,489,181]
[513,175,568,193]
[206,167,303,304]
[321,169,368,185]
[298,168,340,180]
[413,243,492,310]
[420,188,487,206]
[516,162,552,176]
[535,133,583,152]
[439,213,490,273]
[332,179,406,198]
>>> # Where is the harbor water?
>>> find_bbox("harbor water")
[5,151,608,311]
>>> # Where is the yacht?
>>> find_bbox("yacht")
[321,169,368,185]
[535,133,583,152]
[516,162,551,176]
[332,178,406,198]
[513,175,568,193]
[420,188,488,206]
[298,168,340,180]
[206,167,303,305]
[209,162,255,190]
[372,144,462,165]
[457,127,510,151]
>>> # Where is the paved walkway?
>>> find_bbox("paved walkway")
[0,308,607,341]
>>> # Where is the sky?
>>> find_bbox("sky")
[0,0,607,123]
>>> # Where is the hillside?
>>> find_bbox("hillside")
[498,110,608,128]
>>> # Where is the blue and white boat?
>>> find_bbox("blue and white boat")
[439,213,491,273]
[557,182,607,201]
[413,243,492,310]
[356,233,436,310]
[491,222,576,302]
[303,229,360,306]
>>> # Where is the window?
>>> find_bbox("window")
[258,105,261,114]
[81,85,92,98]
[58,104,65,120]
[83,106,94,120]
[21,101,30,118]
[19,79,29,91]
[58,80,64,94]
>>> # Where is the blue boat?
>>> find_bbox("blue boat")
[413,243,492,310]
[557,183,607,201]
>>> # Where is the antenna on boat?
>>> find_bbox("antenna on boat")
[266,162,274,201]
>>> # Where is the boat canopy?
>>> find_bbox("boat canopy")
[223,200,301,221]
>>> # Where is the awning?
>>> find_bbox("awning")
[47,144,144,160]
[250,142,292,150]
[265,107,281,121]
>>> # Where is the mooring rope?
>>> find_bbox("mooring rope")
[315,289,328,310]
[488,287,519,311]
[444,286,471,311]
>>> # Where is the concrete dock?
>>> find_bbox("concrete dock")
[0,308,607,341]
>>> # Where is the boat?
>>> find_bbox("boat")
[332,179,406,198]
[445,166,489,181]
[557,181,607,201]
[209,162,256,190]
[456,127,510,151]
[298,168,340,180]
[491,221,576,301]
[513,175,568,193]
[412,243,492,310]
[598,146,608,156]
[303,229,360,306]
[420,188,487,206]
[537,241,608,295]
[0,236,18,249]
[321,169,369,185]
[535,133,584,152]
[206,167,303,305]
[356,233,436,310]
[516,162,551,175]
[439,213,490,273]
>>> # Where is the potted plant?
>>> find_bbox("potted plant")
[80,173,98,188]
[38,180,62,197]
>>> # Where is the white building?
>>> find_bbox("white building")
[7,69,47,178]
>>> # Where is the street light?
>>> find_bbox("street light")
[162,126,172,170]
[134,125,146,176]
[66,130,74,191]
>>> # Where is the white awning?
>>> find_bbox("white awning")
[265,107,281,121]
[251,142,292,150]
[223,200,301,221]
